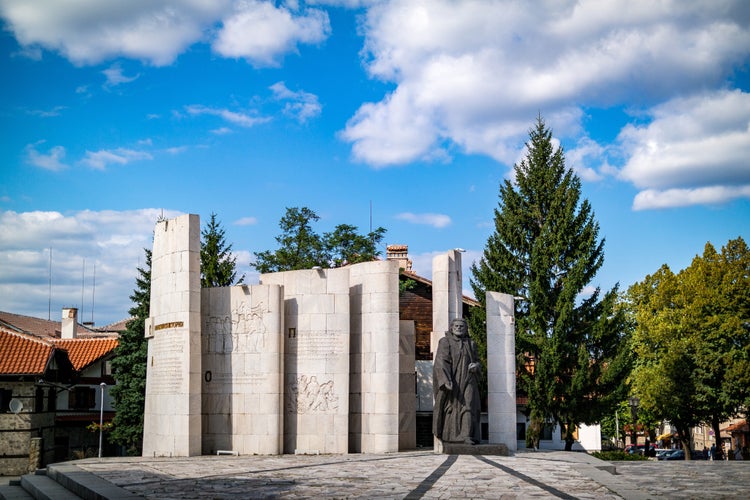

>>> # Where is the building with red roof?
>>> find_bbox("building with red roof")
[0,309,119,475]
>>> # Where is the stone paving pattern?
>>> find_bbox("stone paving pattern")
[62,450,749,499]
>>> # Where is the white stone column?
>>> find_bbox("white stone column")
[143,214,202,457]
[486,291,517,452]
[431,250,462,355]
[350,259,400,453]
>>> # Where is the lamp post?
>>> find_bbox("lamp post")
[628,396,640,447]
[99,382,106,458]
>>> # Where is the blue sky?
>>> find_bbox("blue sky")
[1,0,749,327]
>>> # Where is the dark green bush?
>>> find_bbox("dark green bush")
[591,451,648,461]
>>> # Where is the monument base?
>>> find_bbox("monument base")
[439,442,510,456]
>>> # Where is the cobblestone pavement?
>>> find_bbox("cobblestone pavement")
[69,451,748,499]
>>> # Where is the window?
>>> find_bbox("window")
[541,423,555,441]
[0,389,12,412]
[69,387,96,409]
[47,387,56,412]
[517,422,526,441]
[35,387,44,413]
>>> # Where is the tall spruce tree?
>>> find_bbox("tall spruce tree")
[201,212,243,287]
[109,248,150,455]
[470,117,632,450]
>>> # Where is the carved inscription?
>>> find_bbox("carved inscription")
[204,301,268,353]
[149,334,185,394]
[291,330,343,360]
[287,375,338,414]
[154,321,184,331]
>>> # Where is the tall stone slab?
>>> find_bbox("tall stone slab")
[431,250,463,355]
[201,284,284,455]
[486,291,517,452]
[261,268,350,454]
[399,320,417,450]
[143,214,202,457]
[349,259,400,453]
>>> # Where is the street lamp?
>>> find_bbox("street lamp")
[628,396,640,447]
[98,382,106,458]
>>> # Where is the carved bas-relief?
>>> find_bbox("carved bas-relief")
[287,375,339,414]
[203,301,268,354]
[433,318,482,445]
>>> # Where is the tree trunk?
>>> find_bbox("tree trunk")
[711,415,723,461]
[562,421,575,451]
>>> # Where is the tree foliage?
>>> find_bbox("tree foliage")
[201,212,243,287]
[252,207,386,273]
[109,248,150,455]
[470,117,632,450]
[627,237,750,453]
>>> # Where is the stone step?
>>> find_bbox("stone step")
[47,463,141,499]
[0,483,35,500]
[19,472,81,500]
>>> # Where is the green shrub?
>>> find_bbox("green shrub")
[591,451,648,461]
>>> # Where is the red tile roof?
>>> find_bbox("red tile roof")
[52,338,119,371]
[0,328,56,375]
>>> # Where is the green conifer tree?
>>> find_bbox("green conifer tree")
[470,117,632,450]
[201,213,243,287]
[109,248,150,455]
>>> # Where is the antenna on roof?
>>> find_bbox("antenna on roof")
[81,258,85,322]
[91,261,96,326]
[48,247,52,321]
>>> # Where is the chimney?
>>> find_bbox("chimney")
[386,244,412,271]
[61,307,78,339]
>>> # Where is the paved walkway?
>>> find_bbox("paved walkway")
[62,450,748,499]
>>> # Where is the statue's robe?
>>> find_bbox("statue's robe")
[432,332,481,443]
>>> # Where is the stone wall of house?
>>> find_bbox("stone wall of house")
[0,382,55,475]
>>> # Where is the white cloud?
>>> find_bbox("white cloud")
[0,0,231,66]
[211,127,233,135]
[633,186,750,211]
[618,89,750,208]
[27,106,66,117]
[24,142,68,171]
[395,212,451,228]
[343,0,750,167]
[270,81,322,123]
[81,148,153,170]
[213,0,330,67]
[102,63,139,86]
[0,209,180,325]
[186,104,270,127]
[234,216,258,226]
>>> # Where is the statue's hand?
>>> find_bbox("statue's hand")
[442,381,453,391]
[468,362,481,373]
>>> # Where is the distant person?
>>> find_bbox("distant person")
[710,443,716,461]
[433,318,482,445]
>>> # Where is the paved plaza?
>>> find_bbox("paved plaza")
[9,449,743,499]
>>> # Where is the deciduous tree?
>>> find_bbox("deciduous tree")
[253,207,386,272]
[628,237,750,455]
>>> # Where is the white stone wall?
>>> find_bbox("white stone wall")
[486,291,517,452]
[201,284,284,455]
[261,268,351,454]
[143,214,202,457]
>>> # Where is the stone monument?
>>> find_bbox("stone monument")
[141,214,516,457]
